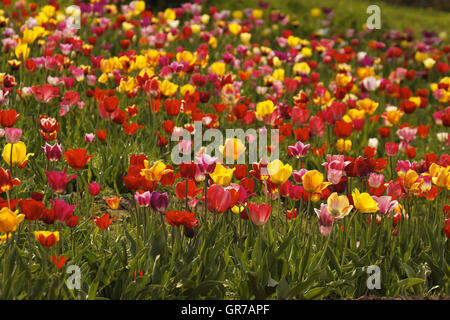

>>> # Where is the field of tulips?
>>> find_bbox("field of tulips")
[0,0,449,300]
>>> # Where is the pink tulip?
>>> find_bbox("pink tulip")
[314,204,335,236]
[50,199,77,222]
[45,170,77,193]
[287,141,310,158]
[88,182,101,196]
[368,173,384,188]
[373,196,398,215]
[194,154,218,174]
[385,142,399,156]
[397,127,417,144]
[5,128,22,144]
[85,133,95,143]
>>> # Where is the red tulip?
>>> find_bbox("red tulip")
[246,202,272,226]
[64,149,93,170]
[207,184,231,214]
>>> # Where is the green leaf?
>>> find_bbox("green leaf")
[276,277,290,299]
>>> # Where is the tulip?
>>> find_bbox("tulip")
[221,138,246,161]
[50,199,77,222]
[140,160,172,182]
[34,231,60,247]
[2,141,34,168]
[65,215,79,228]
[5,128,22,144]
[210,163,235,186]
[19,199,45,221]
[398,169,422,193]
[385,142,399,156]
[88,182,101,196]
[0,207,24,234]
[64,148,93,170]
[165,210,198,229]
[92,213,116,230]
[150,192,169,212]
[179,161,197,180]
[104,197,121,210]
[85,133,95,143]
[292,169,308,184]
[50,255,68,269]
[287,141,310,158]
[314,204,334,236]
[373,196,398,214]
[352,189,379,213]
[429,163,450,190]
[368,173,384,188]
[42,143,63,162]
[175,180,203,200]
[0,167,20,192]
[267,159,292,185]
[255,100,275,119]
[207,184,231,214]
[194,154,217,174]
[45,170,77,193]
[302,170,331,194]
[135,191,152,207]
[247,202,272,226]
[327,192,353,218]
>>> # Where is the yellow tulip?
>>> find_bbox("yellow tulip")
[272,68,285,82]
[180,84,195,97]
[231,205,245,214]
[293,62,311,75]
[429,164,450,190]
[336,139,352,153]
[160,80,178,97]
[252,9,263,19]
[302,170,331,194]
[268,159,292,185]
[398,169,422,193]
[255,100,275,119]
[228,23,241,35]
[140,160,172,182]
[210,62,226,76]
[2,142,34,168]
[0,207,24,234]
[15,43,30,60]
[311,8,321,18]
[327,192,353,218]
[352,189,379,213]
[163,8,176,21]
[357,98,379,115]
[220,138,246,161]
[210,163,235,186]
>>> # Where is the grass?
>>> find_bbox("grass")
[210,0,450,42]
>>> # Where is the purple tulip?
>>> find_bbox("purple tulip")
[150,192,169,212]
